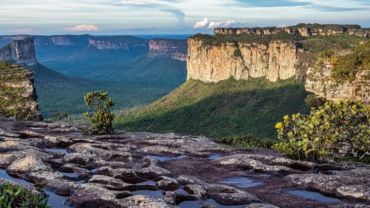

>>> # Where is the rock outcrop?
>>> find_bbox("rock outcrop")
[187,38,298,82]
[305,62,370,103]
[148,39,188,62]
[0,37,37,66]
[214,24,370,38]
[0,118,369,207]
[0,62,42,120]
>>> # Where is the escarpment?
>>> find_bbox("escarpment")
[0,62,42,120]
[187,24,370,102]
[0,37,37,66]
[187,38,298,82]
[148,39,188,62]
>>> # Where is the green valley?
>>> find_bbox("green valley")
[116,78,309,139]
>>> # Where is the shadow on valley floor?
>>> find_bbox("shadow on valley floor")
[117,79,309,139]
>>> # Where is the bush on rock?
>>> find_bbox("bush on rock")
[274,101,370,163]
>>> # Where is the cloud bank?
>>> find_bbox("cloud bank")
[65,24,99,32]
[194,18,239,29]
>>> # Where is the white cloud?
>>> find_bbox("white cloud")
[65,24,99,32]
[193,18,210,28]
[193,18,239,29]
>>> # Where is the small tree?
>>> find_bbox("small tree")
[84,91,115,135]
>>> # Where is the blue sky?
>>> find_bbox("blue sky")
[1,0,370,35]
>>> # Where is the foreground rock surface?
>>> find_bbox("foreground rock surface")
[0,118,369,207]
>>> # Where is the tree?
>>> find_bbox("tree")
[84,91,115,134]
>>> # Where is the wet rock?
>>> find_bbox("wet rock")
[43,135,72,147]
[156,176,179,190]
[184,184,207,199]
[245,203,280,208]
[88,175,131,190]
[206,184,261,205]
[177,175,206,185]
[163,191,176,204]
[120,195,175,208]
[7,154,52,176]
[64,153,95,165]
[69,183,123,208]
[216,154,291,173]
[286,174,370,202]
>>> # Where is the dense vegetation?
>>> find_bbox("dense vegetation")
[274,101,370,163]
[330,41,370,83]
[0,183,48,208]
[0,62,36,120]
[84,91,115,134]
[116,78,309,139]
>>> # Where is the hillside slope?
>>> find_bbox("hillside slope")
[116,78,309,139]
[31,64,174,118]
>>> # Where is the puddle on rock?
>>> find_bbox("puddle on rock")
[220,176,263,188]
[45,190,72,208]
[208,153,222,160]
[150,155,189,162]
[46,148,68,154]
[289,190,341,204]
[58,171,80,179]
[0,170,33,186]
[179,199,246,208]
[0,169,72,208]
[133,190,164,199]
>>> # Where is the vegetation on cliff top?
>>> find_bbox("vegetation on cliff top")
[116,78,309,139]
[330,41,370,83]
[192,32,300,46]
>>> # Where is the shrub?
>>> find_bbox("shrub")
[304,94,325,108]
[273,101,370,163]
[84,91,115,135]
[214,135,276,149]
[0,183,49,208]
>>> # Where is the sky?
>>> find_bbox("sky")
[1,0,370,35]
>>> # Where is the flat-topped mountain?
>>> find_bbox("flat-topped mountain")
[187,24,369,103]
[214,23,370,37]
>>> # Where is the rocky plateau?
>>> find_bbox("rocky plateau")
[0,117,369,207]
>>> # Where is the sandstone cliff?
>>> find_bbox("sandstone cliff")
[0,62,42,120]
[148,39,187,62]
[0,37,37,66]
[187,38,298,82]
[187,24,369,102]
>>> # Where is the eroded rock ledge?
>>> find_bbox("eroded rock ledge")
[0,118,369,208]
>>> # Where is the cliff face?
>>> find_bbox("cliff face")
[0,37,37,66]
[0,62,42,120]
[187,38,298,82]
[305,61,370,103]
[148,39,187,62]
